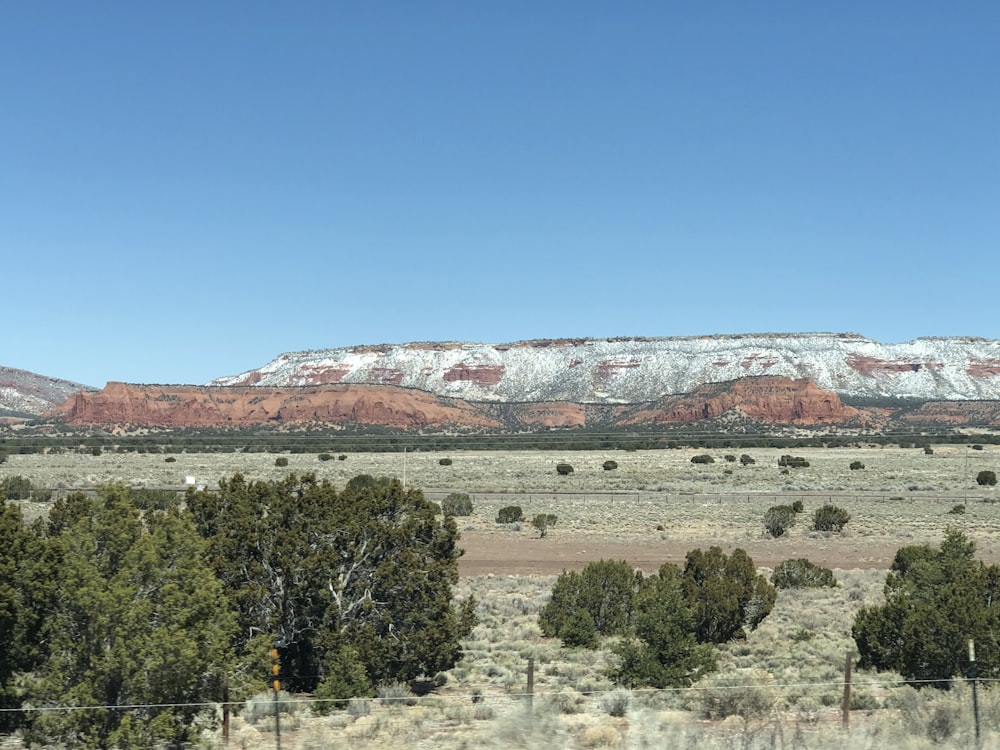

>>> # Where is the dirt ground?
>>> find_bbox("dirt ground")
[457,531,905,576]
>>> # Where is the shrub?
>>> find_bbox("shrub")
[791,500,804,513]
[318,453,333,462]
[441,492,473,517]
[600,690,631,717]
[948,504,966,515]
[376,682,417,706]
[539,560,642,643]
[682,547,776,642]
[777,455,809,468]
[972,444,984,451]
[0,475,33,500]
[850,461,865,470]
[531,513,557,538]
[337,454,347,461]
[724,454,737,463]
[812,504,850,532]
[691,454,714,464]
[924,446,934,455]
[697,670,775,721]
[275,457,289,467]
[496,505,523,524]
[976,470,997,486]
[853,528,1000,686]
[438,457,453,466]
[771,558,836,589]
[602,460,618,471]
[763,505,796,538]
[739,454,756,466]
[556,463,574,475]
[164,456,177,463]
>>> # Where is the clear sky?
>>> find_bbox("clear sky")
[3,3,997,387]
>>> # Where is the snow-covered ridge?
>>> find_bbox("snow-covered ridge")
[208,333,1000,403]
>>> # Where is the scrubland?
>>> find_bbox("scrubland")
[3,443,1000,748]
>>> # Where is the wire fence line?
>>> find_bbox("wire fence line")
[1,675,994,715]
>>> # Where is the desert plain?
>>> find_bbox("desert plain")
[3,442,1000,749]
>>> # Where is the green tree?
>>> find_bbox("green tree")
[539,560,643,645]
[612,564,716,688]
[977,470,997,486]
[187,473,473,697]
[853,528,1000,687]
[682,547,776,643]
[27,487,234,749]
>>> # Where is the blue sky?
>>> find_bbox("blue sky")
[3,3,997,387]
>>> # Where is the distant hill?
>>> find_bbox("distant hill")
[0,367,95,421]
[8,333,1000,431]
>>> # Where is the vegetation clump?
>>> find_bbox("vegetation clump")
[777,455,809,468]
[556,462,574,475]
[690,454,714,465]
[763,505,797,538]
[812,504,850,532]
[739,454,756,466]
[976,470,997,486]
[853,528,1000,686]
[602,460,618,471]
[771,558,836,589]
[441,492,473,517]
[438,457,453,466]
[496,505,524,524]
[275,456,289,467]
[850,460,865,470]
[531,513,557,538]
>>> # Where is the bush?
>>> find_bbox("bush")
[850,461,865,470]
[791,500,804,513]
[853,528,999,686]
[763,505,796,538]
[924,446,934,455]
[600,690,631,717]
[556,463,574,475]
[812,504,850,532]
[0,475,33,500]
[777,455,809,468]
[771,559,836,589]
[531,513,557,538]
[691,454,714,464]
[318,453,333,462]
[438,457,453,466]
[496,505,523,524]
[275,457,289,467]
[739,454,756,466]
[602,460,618,471]
[539,560,641,643]
[976,470,997,486]
[682,547,777,643]
[164,456,177,463]
[441,492,473,517]
[337,454,347,461]
[948,504,966,515]
[972,444,984,451]
[724,455,737,463]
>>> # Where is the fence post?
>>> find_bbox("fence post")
[970,639,981,748]
[841,651,852,730]
[527,656,534,723]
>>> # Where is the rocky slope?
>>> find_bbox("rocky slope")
[0,367,94,421]
[210,334,1000,403]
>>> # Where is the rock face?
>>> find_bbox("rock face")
[53,382,504,429]
[618,377,864,426]
[44,376,930,430]
[210,334,1000,403]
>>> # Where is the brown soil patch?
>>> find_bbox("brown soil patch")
[457,530,904,576]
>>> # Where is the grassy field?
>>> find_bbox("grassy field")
[3,444,1000,748]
